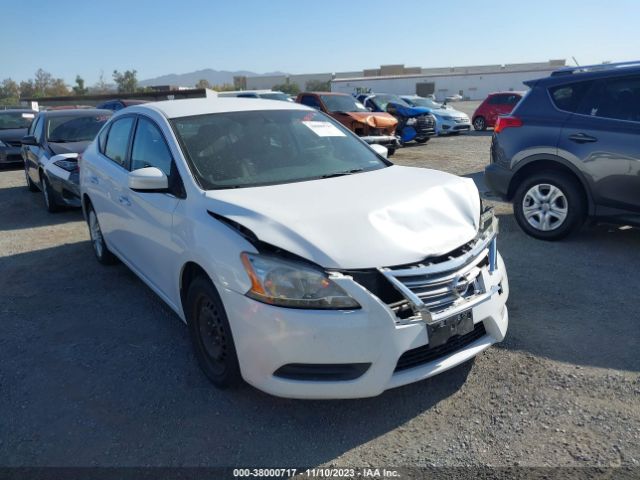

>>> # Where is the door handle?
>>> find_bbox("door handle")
[118,195,131,206]
[568,133,597,143]
[89,176,99,185]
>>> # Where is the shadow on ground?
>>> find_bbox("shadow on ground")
[494,213,640,373]
[0,241,472,467]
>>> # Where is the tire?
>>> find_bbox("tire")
[87,205,117,265]
[41,175,60,213]
[387,148,396,157]
[473,116,486,131]
[513,171,586,240]
[25,167,38,192]
[186,276,241,388]
[415,137,430,144]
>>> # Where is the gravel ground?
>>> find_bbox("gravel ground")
[1,103,639,473]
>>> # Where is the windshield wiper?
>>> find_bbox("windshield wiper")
[48,139,73,143]
[321,168,364,179]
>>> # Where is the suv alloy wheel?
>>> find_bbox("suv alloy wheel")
[513,171,586,240]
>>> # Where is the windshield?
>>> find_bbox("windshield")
[46,114,111,142]
[320,95,367,113]
[0,111,35,130]
[259,93,291,102]
[405,97,442,109]
[172,110,388,189]
[370,94,410,111]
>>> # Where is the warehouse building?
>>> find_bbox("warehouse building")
[330,60,566,101]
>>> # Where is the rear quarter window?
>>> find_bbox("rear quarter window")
[549,80,595,112]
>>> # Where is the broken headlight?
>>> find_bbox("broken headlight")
[240,253,360,310]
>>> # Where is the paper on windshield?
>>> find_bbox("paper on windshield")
[302,121,346,137]
[22,113,35,119]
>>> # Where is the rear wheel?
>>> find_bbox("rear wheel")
[87,205,117,264]
[473,116,486,131]
[41,176,60,213]
[513,171,586,240]
[25,167,38,192]
[186,276,241,388]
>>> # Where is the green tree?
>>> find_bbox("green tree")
[0,78,20,104]
[305,79,331,91]
[272,82,300,95]
[195,79,212,89]
[72,75,88,95]
[112,69,138,93]
[19,80,36,98]
[46,78,69,96]
[34,68,52,96]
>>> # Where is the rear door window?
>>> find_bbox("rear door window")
[300,95,322,110]
[104,117,134,168]
[578,75,640,122]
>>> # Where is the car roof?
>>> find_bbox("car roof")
[136,98,312,119]
[40,108,112,117]
[531,61,640,87]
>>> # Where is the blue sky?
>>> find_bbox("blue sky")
[3,0,639,85]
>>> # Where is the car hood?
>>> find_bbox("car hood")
[49,141,91,155]
[343,112,398,128]
[0,128,28,143]
[204,165,480,269]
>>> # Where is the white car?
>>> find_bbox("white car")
[402,95,471,135]
[79,98,509,399]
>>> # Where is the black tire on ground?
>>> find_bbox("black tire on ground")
[513,170,586,241]
[41,176,60,213]
[87,204,117,265]
[387,148,395,157]
[186,276,242,389]
[415,137,430,144]
[25,167,38,192]
[473,116,486,131]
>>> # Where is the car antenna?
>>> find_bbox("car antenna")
[572,56,580,66]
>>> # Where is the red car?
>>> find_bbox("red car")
[472,92,524,131]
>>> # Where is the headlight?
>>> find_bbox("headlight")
[240,253,361,309]
[54,159,78,172]
[406,118,417,126]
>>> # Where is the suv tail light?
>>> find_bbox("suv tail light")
[494,115,523,133]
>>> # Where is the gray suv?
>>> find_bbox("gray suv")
[485,61,640,240]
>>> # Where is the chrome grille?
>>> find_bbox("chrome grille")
[380,209,499,325]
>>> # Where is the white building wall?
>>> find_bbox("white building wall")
[331,70,556,101]
[246,75,288,89]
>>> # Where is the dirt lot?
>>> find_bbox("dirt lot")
[1,103,639,471]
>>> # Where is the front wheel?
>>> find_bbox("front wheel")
[473,116,486,131]
[415,137,430,144]
[87,205,117,264]
[25,167,38,192]
[41,176,60,213]
[186,276,242,388]
[513,171,586,240]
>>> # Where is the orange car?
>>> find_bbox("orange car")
[296,92,400,154]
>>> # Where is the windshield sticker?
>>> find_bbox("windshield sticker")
[22,113,35,119]
[302,121,346,137]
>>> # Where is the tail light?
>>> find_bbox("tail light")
[494,115,523,133]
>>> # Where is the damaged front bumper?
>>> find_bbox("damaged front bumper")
[221,210,509,399]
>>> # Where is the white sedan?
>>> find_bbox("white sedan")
[79,98,509,399]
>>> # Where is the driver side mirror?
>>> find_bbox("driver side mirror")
[128,167,168,192]
[21,135,39,146]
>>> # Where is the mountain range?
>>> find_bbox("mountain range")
[139,69,288,88]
